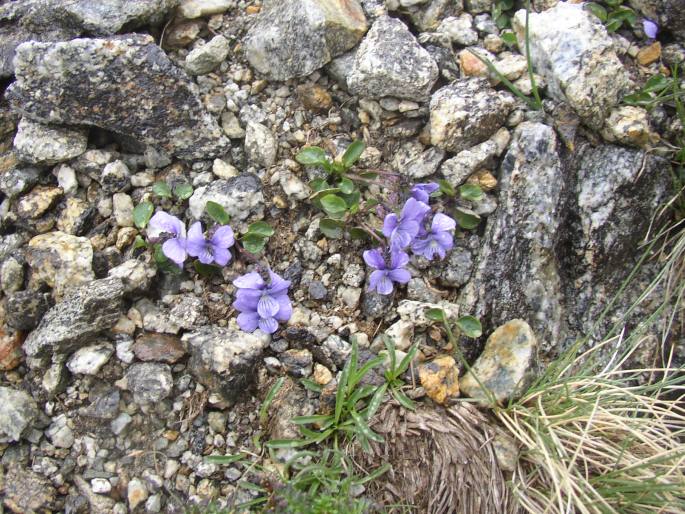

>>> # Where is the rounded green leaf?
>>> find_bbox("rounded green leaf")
[339,177,355,194]
[320,194,347,216]
[584,2,607,21]
[152,181,172,198]
[425,308,446,322]
[242,233,266,254]
[349,227,370,240]
[455,207,481,230]
[319,218,344,239]
[247,221,275,237]
[309,178,330,192]
[205,201,230,225]
[341,140,365,169]
[459,183,484,202]
[173,183,193,200]
[133,201,154,229]
[438,179,456,197]
[455,315,483,338]
[296,146,328,166]
[501,31,517,47]
[194,261,221,276]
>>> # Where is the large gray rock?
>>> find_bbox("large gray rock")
[23,277,124,363]
[6,34,230,160]
[512,2,632,129]
[188,173,264,227]
[61,0,179,34]
[13,118,87,165]
[0,386,39,442]
[183,325,271,403]
[348,16,438,101]
[430,78,515,153]
[460,123,671,361]
[244,0,367,81]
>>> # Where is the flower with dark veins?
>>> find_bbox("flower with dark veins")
[410,182,440,204]
[147,211,187,266]
[232,270,292,334]
[186,221,235,266]
[383,197,431,251]
[363,248,411,295]
[411,212,456,261]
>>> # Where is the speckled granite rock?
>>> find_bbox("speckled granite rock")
[0,386,39,442]
[6,34,230,160]
[188,174,264,229]
[13,118,87,165]
[348,15,438,101]
[245,0,367,81]
[61,0,179,34]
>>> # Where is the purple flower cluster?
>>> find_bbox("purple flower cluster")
[147,211,235,267]
[232,270,292,334]
[365,183,457,295]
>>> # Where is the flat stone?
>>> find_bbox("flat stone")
[179,0,233,18]
[118,362,173,403]
[348,15,438,101]
[183,325,270,403]
[62,0,178,35]
[419,356,460,404]
[0,165,41,199]
[0,386,39,442]
[5,290,49,332]
[132,333,186,363]
[7,34,230,160]
[57,197,94,235]
[127,478,149,511]
[460,319,536,404]
[430,78,515,153]
[13,118,87,165]
[244,0,367,81]
[67,342,114,375]
[0,323,24,371]
[188,174,264,228]
[244,122,277,168]
[23,277,124,362]
[3,464,56,513]
[108,259,157,294]
[512,2,632,128]
[16,185,63,219]
[26,231,94,299]
[46,414,74,448]
[100,160,131,193]
[440,127,510,187]
[184,35,230,75]
[600,105,656,148]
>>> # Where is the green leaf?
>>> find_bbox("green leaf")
[350,410,384,444]
[194,261,222,276]
[260,377,285,425]
[265,439,309,449]
[349,227,370,240]
[338,177,355,194]
[300,378,323,393]
[459,184,484,202]
[438,179,456,197]
[247,221,274,237]
[341,140,365,169]
[340,189,361,209]
[205,454,245,465]
[173,182,193,200]
[349,356,384,391]
[392,388,416,411]
[623,92,653,106]
[238,481,266,493]
[425,308,447,322]
[396,344,418,376]
[205,201,230,225]
[584,2,607,22]
[365,383,387,421]
[309,178,330,192]
[133,235,148,250]
[335,355,352,425]
[152,181,172,198]
[133,201,154,229]
[242,233,266,254]
[455,207,481,230]
[383,335,397,373]
[495,13,510,29]
[501,31,517,47]
[455,315,483,338]
[291,415,333,425]
[153,243,182,275]
[296,146,329,166]
[319,218,344,239]
[309,187,341,203]
[320,194,348,217]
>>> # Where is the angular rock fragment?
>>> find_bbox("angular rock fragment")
[188,173,264,227]
[179,0,233,19]
[348,16,438,101]
[62,0,179,34]
[439,127,510,187]
[0,386,39,442]
[23,277,124,363]
[132,332,186,363]
[118,362,173,403]
[460,319,536,404]
[7,35,230,160]
[3,464,56,513]
[512,2,632,128]
[245,0,367,81]
[183,325,270,403]
[67,342,114,375]
[419,356,460,404]
[13,118,87,165]
[184,34,230,75]
[430,78,514,153]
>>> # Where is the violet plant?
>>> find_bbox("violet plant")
[232,270,292,334]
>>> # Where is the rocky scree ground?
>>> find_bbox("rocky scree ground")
[0,0,682,512]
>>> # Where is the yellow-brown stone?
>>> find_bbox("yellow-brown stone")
[637,41,661,66]
[419,356,460,404]
[458,50,488,77]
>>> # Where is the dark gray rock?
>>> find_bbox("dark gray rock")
[5,290,50,331]
[7,34,230,160]
[23,277,124,363]
[361,288,393,319]
[280,348,313,378]
[348,15,438,101]
[0,386,39,443]
[430,78,515,153]
[118,362,173,403]
[0,165,41,198]
[244,0,367,81]
[183,325,270,404]
[308,280,328,300]
[61,0,179,35]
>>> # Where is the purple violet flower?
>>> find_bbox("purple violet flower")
[411,213,456,261]
[410,182,440,204]
[363,248,411,295]
[382,197,431,250]
[186,221,235,266]
[232,270,292,334]
[643,19,658,40]
[147,211,187,266]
